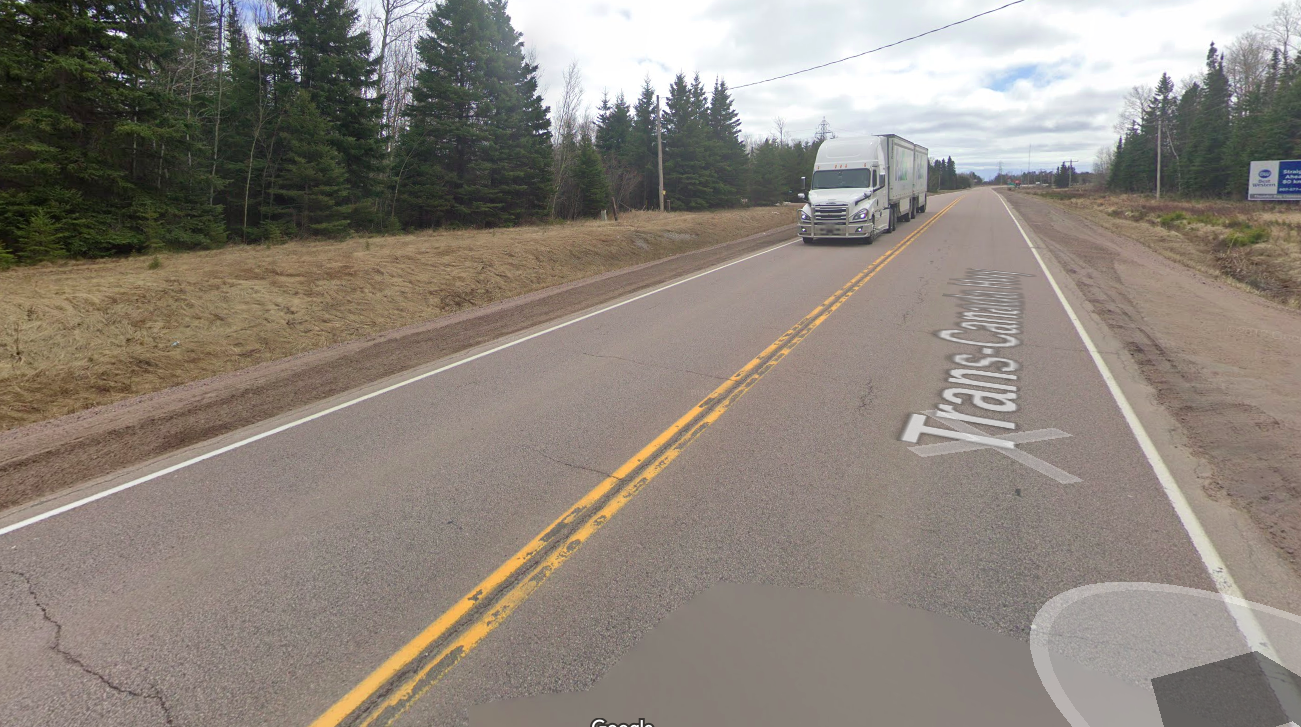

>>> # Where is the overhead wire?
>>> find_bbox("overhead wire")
[731,0,1028,90]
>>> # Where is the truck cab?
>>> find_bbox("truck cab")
[798,135,928,244]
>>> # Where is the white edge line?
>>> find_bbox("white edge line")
[996,193,1277,653]
[0,238,799,538]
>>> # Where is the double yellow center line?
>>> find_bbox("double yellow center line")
[311,195,964,727]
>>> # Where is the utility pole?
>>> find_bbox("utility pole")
[656,95,665,213]
[1156,117,1162,199]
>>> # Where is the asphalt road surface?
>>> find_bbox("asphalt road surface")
[0,189,1243,725]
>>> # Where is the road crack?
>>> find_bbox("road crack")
[525,447,617,480]
[578,351,728,381]
[900,277,930,326]
[5,570,176,726]
[858,377,876,413]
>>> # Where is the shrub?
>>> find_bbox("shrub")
[1225,226,1270,247]
[1157,211,1188,226]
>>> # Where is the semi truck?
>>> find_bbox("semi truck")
[797,134,929,244]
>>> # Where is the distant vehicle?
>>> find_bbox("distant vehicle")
[797,135,929,244]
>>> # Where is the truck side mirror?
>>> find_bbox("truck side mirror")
[800,176,807,189]
[796,193,805,200]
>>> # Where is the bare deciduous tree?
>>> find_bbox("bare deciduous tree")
[367,0,426,144]
[550,60,585,217]
[1113,84,1153,135]
[1225,30,1272,103]
[1093,144,1115,184]
[1257,0,1301,64]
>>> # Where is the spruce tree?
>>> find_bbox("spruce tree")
[397,0,549,228]
[1183,44,1233,196]
[747,138,784,205]
[574,136,610,218]
[481,0,552,223]
[0,0,211,258]
[261,0,381,213]
[707,78,747,207]
[596,93,633,159]
[215,4,272,238]
[1264,63,1301,162]
[630,78,658,208]
[270,91,350,237]
[1171,83,1200,192]
[662,73,721,210]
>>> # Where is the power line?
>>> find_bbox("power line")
[732,0,1027,90]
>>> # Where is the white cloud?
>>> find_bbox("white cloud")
[494,0,1283,175]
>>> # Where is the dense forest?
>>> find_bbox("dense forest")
[1104,1,1301,197]
[0,0,967,266]
[0,0,778,264]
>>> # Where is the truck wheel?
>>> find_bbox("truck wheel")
[802,237,814,244]
[887,207,897,233]
[919,200,927,213]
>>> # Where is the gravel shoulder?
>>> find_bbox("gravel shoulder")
[1004,190,1301,574]
[0,222,795,514]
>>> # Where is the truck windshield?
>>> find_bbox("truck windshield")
[812,169,871,189]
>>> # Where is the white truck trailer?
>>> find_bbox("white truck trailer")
[797,135,929,244]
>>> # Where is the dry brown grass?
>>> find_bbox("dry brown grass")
[0,207,793,431]
[1022,188,1301,308]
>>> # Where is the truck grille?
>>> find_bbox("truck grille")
[813,203,848,222]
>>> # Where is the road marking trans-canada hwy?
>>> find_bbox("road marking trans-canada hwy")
[905,411,1080,484]
[309,197,966,727]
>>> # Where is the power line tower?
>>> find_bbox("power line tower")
[813,116,835,143]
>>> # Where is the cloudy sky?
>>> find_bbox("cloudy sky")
[495,0,1282,177]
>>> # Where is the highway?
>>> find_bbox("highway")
[0,189,1241,725]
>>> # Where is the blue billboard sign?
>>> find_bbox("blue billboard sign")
[1249,160,1301,200]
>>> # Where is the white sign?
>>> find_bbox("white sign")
[1249,160,1301,201]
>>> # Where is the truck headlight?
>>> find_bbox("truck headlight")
[800,209,812,222]
[851,207,871,221]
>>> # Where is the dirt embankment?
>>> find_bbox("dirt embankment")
[0,209,796,513]
[1023,188,1301,308]
[1004,190,1301,572]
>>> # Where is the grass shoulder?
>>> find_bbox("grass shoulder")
[0,207,795,431]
